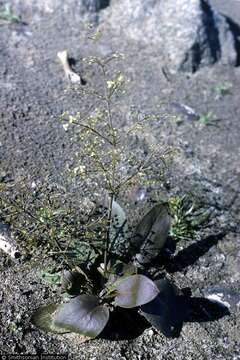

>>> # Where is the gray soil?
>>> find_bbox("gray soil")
[0,0,240,359]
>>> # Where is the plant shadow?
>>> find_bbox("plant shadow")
[98,294,229,340]
[99,231,229,341]
[159,231,226,274]
[140,294,230,339]
[98,307,150,340]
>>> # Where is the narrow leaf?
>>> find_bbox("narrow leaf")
[54,295,109,338]
[114,274,159,308]
[131,203,171,264]
[31,304,70,334]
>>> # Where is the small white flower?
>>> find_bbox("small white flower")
[63,123,69,131]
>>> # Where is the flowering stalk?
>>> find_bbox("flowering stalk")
[60,50,172,276]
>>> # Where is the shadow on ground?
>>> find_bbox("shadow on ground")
[98,232,230,341]
[98,294,229,341]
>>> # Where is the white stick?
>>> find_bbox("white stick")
[57,50,81,83]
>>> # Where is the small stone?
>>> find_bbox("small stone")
[148,329,154,337]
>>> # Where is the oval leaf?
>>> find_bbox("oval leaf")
[140,279,189,338]
[131,203,171,264]
[103,198,129,256]
[54,294,109,338]
[111,199,127,229]
[114,274,159,308]
[31,304,70,334]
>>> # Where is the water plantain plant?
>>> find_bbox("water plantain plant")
[31,200,181,338]
[29,36,180,338]
[0,31,191,339]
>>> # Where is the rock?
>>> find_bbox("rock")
[203,285,240,311]
[102,0,238,72]
[10,0,110,20]
[0,222,20,259]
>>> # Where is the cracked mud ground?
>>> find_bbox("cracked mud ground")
[0,1,240,359]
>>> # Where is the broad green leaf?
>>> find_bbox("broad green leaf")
[140,279,189,338]
[114,274,159,308]
[131,203,171,264]
[73,242,99,265]
[54,295,109,338]
[40,270,62,286]
[31,304,70,334]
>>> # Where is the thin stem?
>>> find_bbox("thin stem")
[71,85,105,100]
[72,121,113,145]
[99,63,117,145]
[92,151,114,191]
[103,192,114,275]
[96,62,119,276]
[116,147,169,191]
[106,99,116,144]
